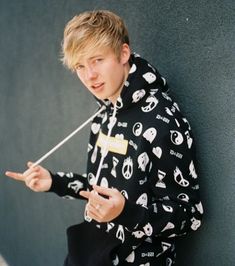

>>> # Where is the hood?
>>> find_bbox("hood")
[97,53,168,111]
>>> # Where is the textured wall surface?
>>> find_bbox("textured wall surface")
[0,0,234,265]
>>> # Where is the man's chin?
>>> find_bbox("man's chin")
[92,93,108,102]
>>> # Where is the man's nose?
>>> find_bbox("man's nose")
[85,66,98,80]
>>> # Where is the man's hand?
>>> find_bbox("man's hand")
[5,162,52,192]
[80,185,125,223]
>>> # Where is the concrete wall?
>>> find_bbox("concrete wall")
[0,0,234,265]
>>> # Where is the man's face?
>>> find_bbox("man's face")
[75,44,130,104]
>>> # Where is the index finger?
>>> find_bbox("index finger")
[5,171,25,181]
[80,189,108,205]
[79,190,91,200]
[93,185,117,197]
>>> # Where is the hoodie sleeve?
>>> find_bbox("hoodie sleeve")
[48,172,88,199]
[113,105,203,239]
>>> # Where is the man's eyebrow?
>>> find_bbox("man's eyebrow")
[88,54,104,60]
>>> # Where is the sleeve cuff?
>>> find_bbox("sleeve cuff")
[113,199,147,229]
[47,172,67,196]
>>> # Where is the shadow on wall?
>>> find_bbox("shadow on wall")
[0,255,9,266]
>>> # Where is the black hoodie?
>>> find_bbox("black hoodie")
[49,54,203,265]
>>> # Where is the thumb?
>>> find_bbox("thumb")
[27,161,35,168]
[26,162,40,172]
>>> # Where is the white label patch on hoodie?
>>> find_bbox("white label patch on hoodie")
[96,131,128,155]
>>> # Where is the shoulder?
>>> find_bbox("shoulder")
[138,89,193,145]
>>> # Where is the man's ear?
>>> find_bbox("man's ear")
[120,43,131,65]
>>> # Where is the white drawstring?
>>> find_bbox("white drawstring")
[31,106,106,168]
[94,103,117,185]
[85,104,117,222]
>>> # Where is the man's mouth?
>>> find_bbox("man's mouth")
[91,83,104,91]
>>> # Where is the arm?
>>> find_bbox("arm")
[49,171,87,199]
[113,115,203,239]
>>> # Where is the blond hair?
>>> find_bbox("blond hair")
[61,10,130,71]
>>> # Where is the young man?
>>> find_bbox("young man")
[6,10,203,266]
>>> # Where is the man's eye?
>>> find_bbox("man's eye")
[95,58,103,63]
[76,65,84,70]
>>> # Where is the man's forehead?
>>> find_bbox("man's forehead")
[77,46,113,62]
